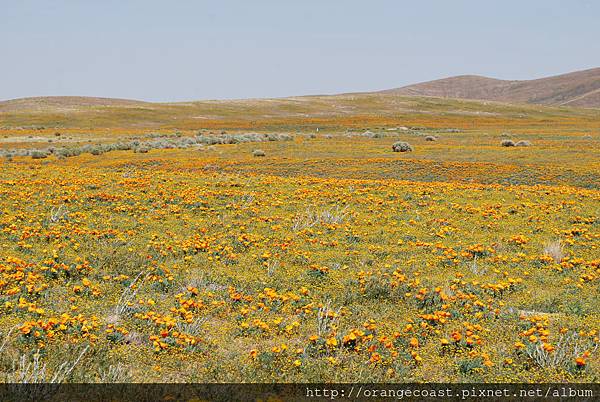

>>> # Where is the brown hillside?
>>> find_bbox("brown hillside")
[382,67,600,107]
[0,96,149,112]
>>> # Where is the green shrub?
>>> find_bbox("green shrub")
[31,150,49,159]
[90,146,104,155]
[392,141,413,152]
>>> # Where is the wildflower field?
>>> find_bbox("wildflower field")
[0,96,599,383]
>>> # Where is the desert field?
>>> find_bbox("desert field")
[0,96,599,383]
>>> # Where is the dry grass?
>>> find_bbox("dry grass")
[543,240,565,263]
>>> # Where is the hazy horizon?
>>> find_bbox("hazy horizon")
[3,0,600,102]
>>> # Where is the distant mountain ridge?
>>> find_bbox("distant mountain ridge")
[1,67,600,111]
[381,67,600,107]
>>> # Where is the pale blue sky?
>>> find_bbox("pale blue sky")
[2,0,599,102]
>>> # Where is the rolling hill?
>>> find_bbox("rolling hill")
[1,68,600,130]
[381,67,600,108]
[0,96,149,113]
